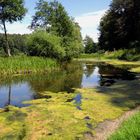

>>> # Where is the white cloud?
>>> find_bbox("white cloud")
[0,14,32,35]
[75,9,107,42]
[5,22,32,34]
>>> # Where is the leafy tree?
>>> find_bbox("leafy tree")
[0,34,28,56]
[31,0,83,60]
[62,22,83,60]
[27,31,65,60]
[31,0,73,37]
[99,0,140,51]
[0,0,27,56]
[84,36,97,53]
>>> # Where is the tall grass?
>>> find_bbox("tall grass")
[0,56,59,75]
[108,112,140,140]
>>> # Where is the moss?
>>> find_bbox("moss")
[0,88,138,139]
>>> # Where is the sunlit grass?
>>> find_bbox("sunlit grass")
[108,111,140,140]
[0,56,59,75]
[130,66,140,73]
[79,50,140,61]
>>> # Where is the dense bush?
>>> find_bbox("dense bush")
[27,31,65,60]
[117,49,140,61]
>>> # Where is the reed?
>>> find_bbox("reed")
[0,56,59,75]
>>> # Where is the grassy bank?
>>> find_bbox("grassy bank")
[79,49,140,61]
[0,56,59,75]
[108,111,140,140]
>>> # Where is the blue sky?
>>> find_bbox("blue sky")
[2,0,111,41]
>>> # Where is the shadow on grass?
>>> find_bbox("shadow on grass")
[96,78,140,109]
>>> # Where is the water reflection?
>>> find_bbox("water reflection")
[74,94,82,110]
[82,66,100,88]
[0,61,136,108]
[0,83,34,108]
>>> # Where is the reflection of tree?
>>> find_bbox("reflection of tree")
[4,84,12,107]
[28,62,84,94]
[99,64,135,86]
[8,85,11,105]
[99,64,135,79]
[30,61,83,92]
[0,62,83,95]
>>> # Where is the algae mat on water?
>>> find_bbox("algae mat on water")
[0,88,132,140]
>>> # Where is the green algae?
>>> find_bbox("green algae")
[0,88,134,140]
[104,60,140,73]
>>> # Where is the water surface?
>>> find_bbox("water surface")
[0,61,136,108]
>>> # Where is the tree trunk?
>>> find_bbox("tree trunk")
[2,20,11,57]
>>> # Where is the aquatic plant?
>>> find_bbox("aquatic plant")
[0,56,59,75]
[0,88,134,140]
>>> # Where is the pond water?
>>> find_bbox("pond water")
[0,61,136,108]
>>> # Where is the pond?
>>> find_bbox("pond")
[0,61,136,108]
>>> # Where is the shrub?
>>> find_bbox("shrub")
[27,31,66,60]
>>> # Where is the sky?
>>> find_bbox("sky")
[1,0,111,42]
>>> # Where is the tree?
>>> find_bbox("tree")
[84,36,96,53]
[31,0,73,37]
[0,0,27,56]
[99,0,140,51]
[31,0,83,60]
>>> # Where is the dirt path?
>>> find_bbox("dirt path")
[85,106,140,140]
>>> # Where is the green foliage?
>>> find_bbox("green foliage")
[84,36,97,54]
[0,0,27,56]
[30,0,83,60]
[31,0,73,37]
[27,31,65,60]
[0,34,28,56]
[80,49,140,61]
[99,0,140,51]
[109,112,140,140]
[0,0,27,23]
